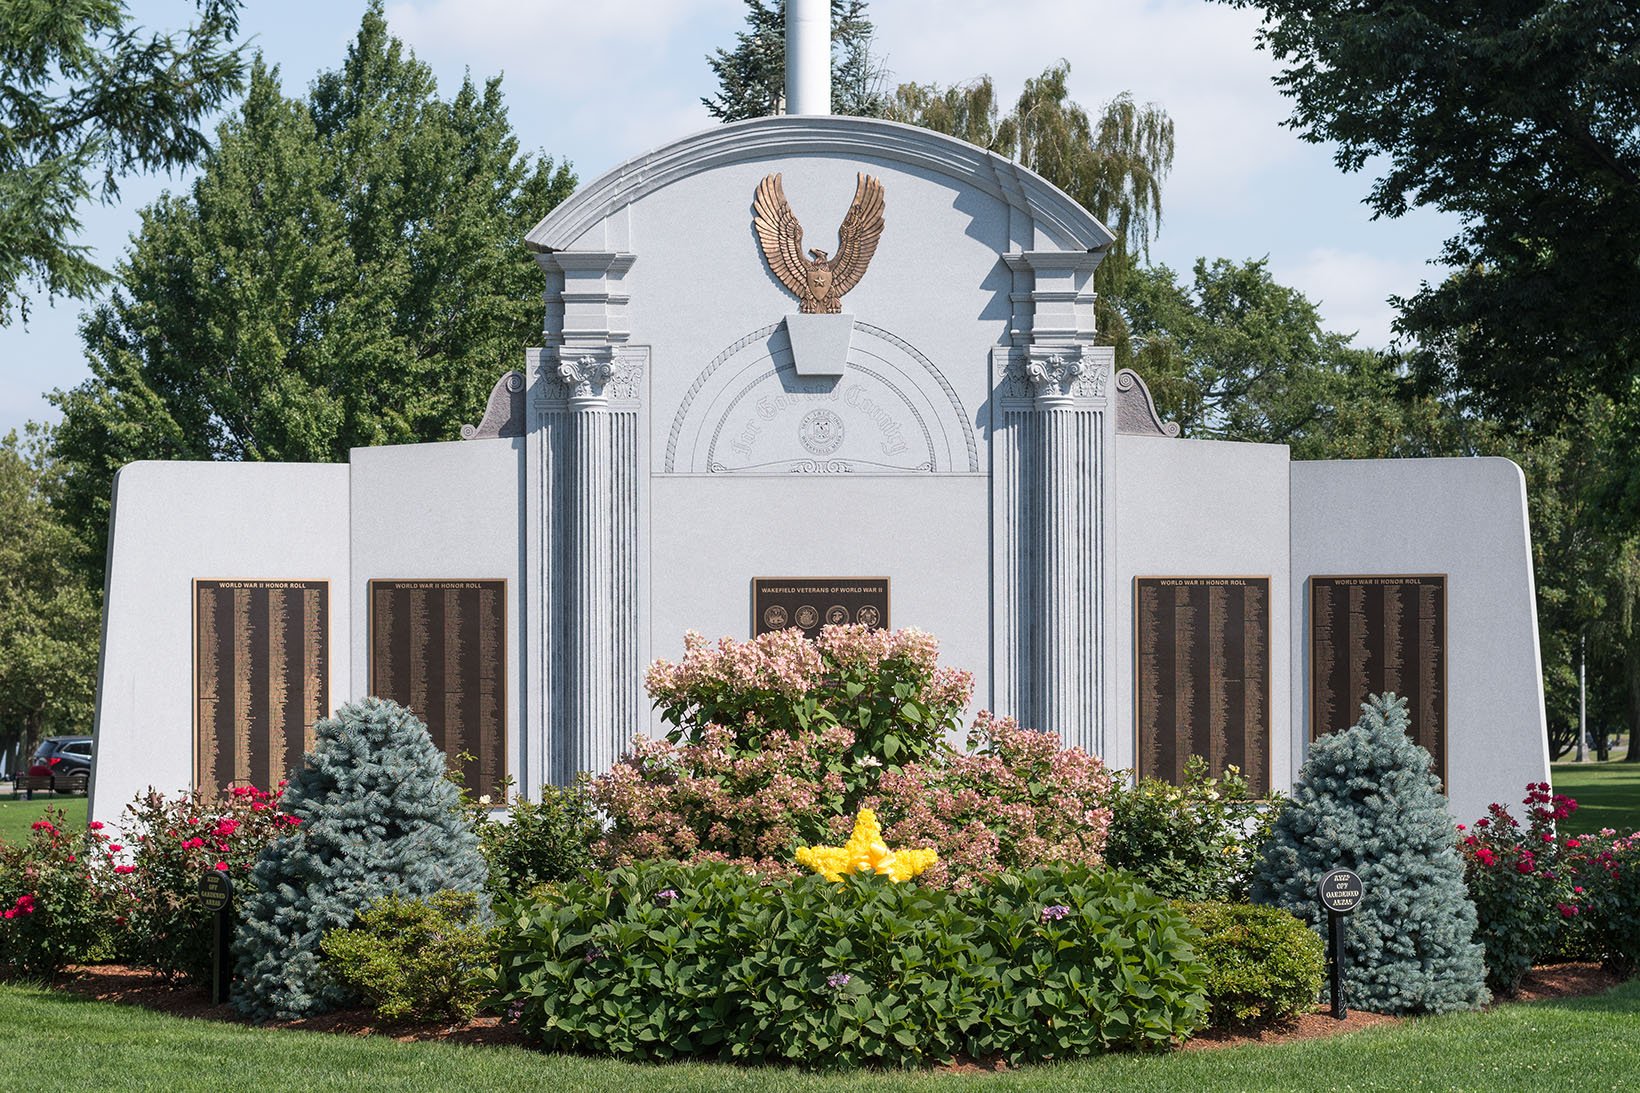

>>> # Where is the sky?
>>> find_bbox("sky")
[0,0,1459,438]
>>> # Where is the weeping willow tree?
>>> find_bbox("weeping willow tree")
[887,62,1175,360]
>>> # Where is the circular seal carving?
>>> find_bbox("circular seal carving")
[763,605,789,630]
[825,605,850,625]
[795,604,819,629]
[798,408,845,455]
[856,605,881,628]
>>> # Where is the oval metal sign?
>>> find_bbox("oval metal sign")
[1319,868,1364,913]
[199,871,233,913]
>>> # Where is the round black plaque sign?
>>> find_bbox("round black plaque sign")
[199,872,233,913]
[1319,868,1363,914]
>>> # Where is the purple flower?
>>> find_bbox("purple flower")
[506,1001,525,1022]
[655,888,681,903]
[1040,904,1071,922]
[583,945,606,963]
[826,973,852,990]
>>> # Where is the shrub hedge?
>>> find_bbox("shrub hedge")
[323,891,495,1024]
[1177,901,1325,1028]
[492,862,1207,1069]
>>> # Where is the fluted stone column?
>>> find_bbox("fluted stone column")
[993,250,1115,757]
[524,248,643,790]
[1026,353,1108,749]
[543,353,642,781]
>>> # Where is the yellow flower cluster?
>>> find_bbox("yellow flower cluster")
[795,809,939,883]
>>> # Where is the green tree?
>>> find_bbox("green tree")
[50,4,575,577]
[1119,256,1478,461]
[1214,0,1640,428]
[888,63,1174,358]
[233,698,487,1020]
[1254,693,1489,1014]
[0,424,99,766]
[0,0,247,322]
[704,0,886,121]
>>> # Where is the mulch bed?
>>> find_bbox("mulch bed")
[57,964,528,1047]
[51,960,1627,1058]
[1183,961,1624,1053]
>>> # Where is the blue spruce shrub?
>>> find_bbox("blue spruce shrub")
[1252,693,1488,1014]
[231,698,488,1020]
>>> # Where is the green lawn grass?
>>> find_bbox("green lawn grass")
[1551,761,1640,834]
[0,794,87,845]
[1,979,1635,1092]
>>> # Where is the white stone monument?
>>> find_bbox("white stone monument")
[89,13,1549,825]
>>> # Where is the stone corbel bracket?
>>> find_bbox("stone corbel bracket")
[1114,368,1180,437]
[462,370,527,439]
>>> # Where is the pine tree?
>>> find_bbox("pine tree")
[703,0,886,121]
[231,698,487,1020]
[1253,693,1488,1014]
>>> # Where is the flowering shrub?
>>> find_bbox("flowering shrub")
[600,629,1111,883]
[794,809,938,882]
[1561,827,1640,975]
[493,862,1207,1068]
[646,626,972,796]
[1458,783,1577,994]
[1103,756,1281,902]
[857,712,1112,888]
[112,784,296,983]
[0,808,119,978]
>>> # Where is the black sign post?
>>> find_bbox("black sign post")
[1318,868,1364,1019]
[199,872,234,1004]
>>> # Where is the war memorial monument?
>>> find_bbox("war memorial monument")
[87,12,1550,826]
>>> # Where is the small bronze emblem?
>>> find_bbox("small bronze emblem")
[754,172,885,313]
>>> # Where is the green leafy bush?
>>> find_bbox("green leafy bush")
[1177,901,1324,1027]
[111,784,295,983]
[492,862,1206,1069]
[1104,757,1282,902]
[1253,693,1488,1015]
[469,776,602,898]
[0,808,117,978]
[322,891,495,1023]
[232,698,488,1020]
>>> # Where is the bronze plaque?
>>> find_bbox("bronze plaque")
[1135,576,1272,795]
[194,579,330,800]
[1310,575,1447,784]
[369,579,507,800]
[752,577,890,638]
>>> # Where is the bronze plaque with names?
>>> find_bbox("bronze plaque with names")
[1309,575,1447,784]
[369,579,507,801]
[194,579,330,800]
[1135,576,1272,795]
[752,577,890,638]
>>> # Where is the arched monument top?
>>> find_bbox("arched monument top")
[525,114,1117,255]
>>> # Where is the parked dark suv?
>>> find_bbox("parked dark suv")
[27,736,93,794]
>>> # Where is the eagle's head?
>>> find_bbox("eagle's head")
[808,248,830,263]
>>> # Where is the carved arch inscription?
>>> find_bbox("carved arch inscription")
[663,322,978,475]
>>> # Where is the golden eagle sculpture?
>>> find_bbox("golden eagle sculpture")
[753,172,885,313]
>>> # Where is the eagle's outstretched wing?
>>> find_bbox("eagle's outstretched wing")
[827,173,885,297]
[753,174,809,299]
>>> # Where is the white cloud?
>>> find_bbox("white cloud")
[1271,248,1441,350]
